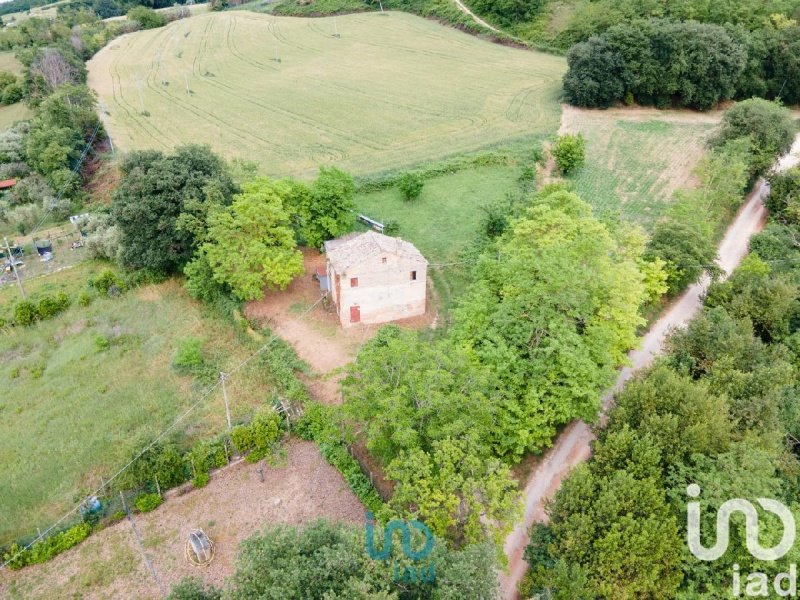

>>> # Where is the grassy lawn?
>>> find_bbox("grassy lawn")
[354,164,524,309]
[560,107,718,229]
[87,11,564,178]
[0,261,279,545]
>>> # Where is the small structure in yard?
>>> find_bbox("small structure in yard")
[186,529,214,567]
[0,178,17,191]
[324,231,427,327]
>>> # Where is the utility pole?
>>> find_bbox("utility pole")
[120,491,166,597]
[220,372,232,430]
[3,236,25,299]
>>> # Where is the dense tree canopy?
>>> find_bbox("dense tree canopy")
[564,19,747,109]
[186,520,500,600]
[452,185,651,458]
[111,145,236,274]
[714,98,796,176]
[530,163,800,598]
[196,178,304,300]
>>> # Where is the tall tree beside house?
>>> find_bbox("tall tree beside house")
[289,166,356,248]
[196,177,304,301]
[111,145,236,275]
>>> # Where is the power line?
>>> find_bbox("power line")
[26,121,103,243]
[0,295,324,571]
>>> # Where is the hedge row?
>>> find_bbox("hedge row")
[294,402,389,519]
[3,523,90,570]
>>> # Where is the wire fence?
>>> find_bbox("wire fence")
[1,296,323,571]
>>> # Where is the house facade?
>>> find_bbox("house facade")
[323,231,427,327]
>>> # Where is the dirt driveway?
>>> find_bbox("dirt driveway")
[244,249,435,405]
[0,439,364,600]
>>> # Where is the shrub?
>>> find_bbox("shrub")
[231,408,282,462]
[186,438,228,476]
[13,301,39,326]
[3,523,91,569]
[0,82,22,105]
[135,492,162,513]
[172,338,217,382]
[37,292,70,319]
[397,172,424,201]
[168,577,222,600]
[192,472,210,488]
[382,220,400,236]
[77,291,92,307]
[93,334,110,351]
[90,269,126,296]
[552,134,586,175]
[127,6,166,28]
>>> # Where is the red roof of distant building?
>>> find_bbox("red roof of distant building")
[0,179,17,190]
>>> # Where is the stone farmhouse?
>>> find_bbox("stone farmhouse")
[322,231,427,327]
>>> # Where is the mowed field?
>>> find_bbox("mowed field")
[0,262,284,544]
[559,105,720,228]
[87,11,565,177]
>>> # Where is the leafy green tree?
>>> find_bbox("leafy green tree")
[167,578,221,600]
[548,467,684,599]
[386,437,520,551]
[563,36,629,108]
[226,520,500,600]
[112,145,236,274]
[198,177,303,300]
[551,133,586,174]
[397,172,424,201]
[342,327,494,464]
[645,218,717,295]
[766,165,800,225]
[452,185,650,458]
[290,166,355,248]
[714,98,795,176]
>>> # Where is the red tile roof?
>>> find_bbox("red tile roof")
[0,178,17,189]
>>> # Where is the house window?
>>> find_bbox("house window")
[350,277,359,288]
[410,271,417,281]
[382,257,387,264]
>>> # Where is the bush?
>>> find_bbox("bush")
[192,472,210,488]
[3,523,91,569]
[135,492,162,513]
[397,172,424,201]
[1,82,23,105]
[186,438,228,476]
[37,292,70,319]
[231,408,283,462]
[714,98,796,177]
[552,134,586,175]
[168,577,222,600]
[172,338,217,382]
[13,300,39,326]
[89,268,126,296]
[121,443,190,491]
[127,6,167,28]
[382,220,400,236]
[77,291,93,307]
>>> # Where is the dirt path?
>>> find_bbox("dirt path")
[500,134,800,599]
[245,249,436,405]
[451,0,500,33]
